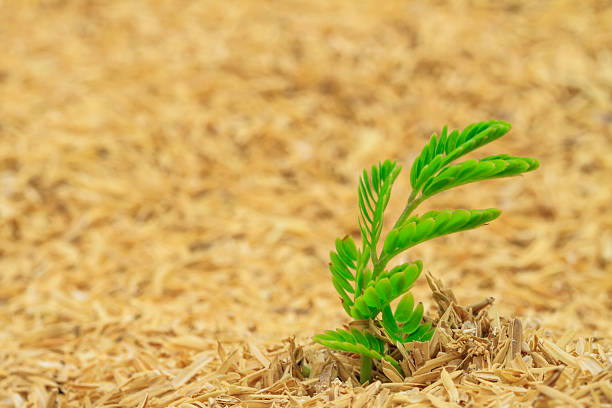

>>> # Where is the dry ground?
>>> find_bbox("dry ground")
[1,1,611,407]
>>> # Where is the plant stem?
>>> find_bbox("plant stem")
[372,257,387,278]
[392,191,424,229]
[360,355,373,384]
[371,247,379,265]
[372,191,424,278]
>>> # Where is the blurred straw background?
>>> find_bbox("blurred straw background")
[0,1,611,406]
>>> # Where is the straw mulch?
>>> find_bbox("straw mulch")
[1,1,611,407]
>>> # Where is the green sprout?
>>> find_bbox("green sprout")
[314,120,539,383]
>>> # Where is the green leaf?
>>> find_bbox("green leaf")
[341,300,352,316]
[397,222,416,248]
[394,293,415,323]
[313,328,396,365]
[382,229,399,254]
[410,121,512,191]
[363,269,373,288]
[349,261,422,319]
[341,236,358,260]
[331,273,354,294]
[351,328,369,346]
[358,160,402,254]
[430,210,452,234]
[329,252,354,281]
[372,165,380,193]
[381,305,402,342]
[332,277,353,307]
[388,261,422,295]
[420,325,435,342]
[421,155,539,198]
[382,209,502,257]
[389,273,407,296]
[328,237,360,311]
[354,246,370,297]
[414,218,435,242]
[360,246,371,264]
[401,303,424,335]
[438,209,471,233]
[350,308,369,321]
[363,286,381,309]
[402,262,422,285]
[335,238,357,269]
[335,329,353,342]
[409,321,433,342]
[375,279,393,303]
[354,297,371,318]
[365,332,384,354]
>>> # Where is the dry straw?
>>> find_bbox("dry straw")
[0,1,611,407]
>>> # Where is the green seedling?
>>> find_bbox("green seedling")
[314,120,539,383]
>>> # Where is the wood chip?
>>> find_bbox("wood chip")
[1,3,610,408]
[440,368,459,403]
[381,359,403,383]
[412,353,462,377]
[541,339,579,368]
[536,384,581,407]
[248,341,271,369]
[172,353,214,388]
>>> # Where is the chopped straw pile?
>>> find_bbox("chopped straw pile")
[1,1,611,407]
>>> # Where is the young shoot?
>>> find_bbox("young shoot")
[314,120,539,383]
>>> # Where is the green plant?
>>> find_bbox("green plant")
[314,120,539,383]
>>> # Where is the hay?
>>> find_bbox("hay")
[1,1,611,407]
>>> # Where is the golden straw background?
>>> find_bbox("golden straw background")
[1,1,611,407]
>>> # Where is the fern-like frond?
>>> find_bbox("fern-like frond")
[421,155,539,198]
[410,120,512,191]
[381,208,501,260]
[329,236,359,314]
[313,328,402,373]
[358,160,401,256]
[349,261,422,320]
